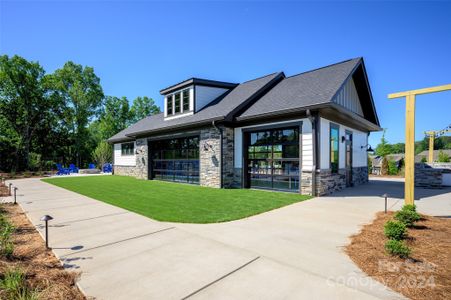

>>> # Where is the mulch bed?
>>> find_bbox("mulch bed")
[0,184,9,197]
[346,211,451,300]
[0,204,85,299]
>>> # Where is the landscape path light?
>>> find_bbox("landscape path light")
[40,215,54,249]
[14,187,18,204]
[382,193,388,214]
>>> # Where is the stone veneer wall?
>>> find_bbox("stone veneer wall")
[221,127,236,188]
[113,138,148,179]
[315,169,346,196]
[199,127,221,188]
[352,166,369,186]
[415,163,451,188]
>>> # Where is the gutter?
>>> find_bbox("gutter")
[212,120,223,188]
[307,109,318,197]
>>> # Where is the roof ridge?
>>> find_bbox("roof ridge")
[285,57,362,79]
[241,71,282,84]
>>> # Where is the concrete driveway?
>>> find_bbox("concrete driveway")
[5,177,451,299]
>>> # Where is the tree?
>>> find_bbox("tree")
[375,129,392,157]
[0,55,53,171]
[96,96,131,141]
[437,150,450,163]
[391,143,405,154]
[48,62,104,166]
[381,156,389,176]
[92,141,112,168]
[129,96,160,124]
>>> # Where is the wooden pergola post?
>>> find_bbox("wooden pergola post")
[388,84,451,205]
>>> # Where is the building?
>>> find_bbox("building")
[108,58,381,196]
[370,154,404,175]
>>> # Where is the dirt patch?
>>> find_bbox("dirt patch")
[346,211,451,300]
[0,204,85,299]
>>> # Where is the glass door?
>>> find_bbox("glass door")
[345,131,353,187]
[246,127,300,192]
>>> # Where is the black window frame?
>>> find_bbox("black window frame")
[167,94,173,115]
[121,142,135,156]
[174,92,181,114]
[330,123,340,174]
[182,89,190,112]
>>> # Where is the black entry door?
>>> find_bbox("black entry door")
[245,127,300,192]
[345,131,353,187]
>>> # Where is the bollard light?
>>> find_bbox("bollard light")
[40,215,54,249]
[8,183,12,196]
[13,187,18,204]
[382,193,388,213]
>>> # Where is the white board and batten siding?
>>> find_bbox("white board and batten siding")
[114,142,136,166]
[332,78,363,117]
[234,118,313,171]
[319,117,368,170]
[195,86,229,112]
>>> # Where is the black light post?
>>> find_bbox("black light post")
[40,215,54,249]
[382,193,388,213]
[8,183,12,196]
[13,187,18,204]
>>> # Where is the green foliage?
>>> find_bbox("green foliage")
[130,96,160,124]
[0,268,39,300]
[92,141,113,168]
[0,214,14,258]
[367,156,372,173]
[385,239,411,258]
[387,159,399,175]
[437,150,450,163]
[384,220,406,240]
[381,156,389,176]
[395,208,420,227]
[375,129,392,157]
[402,204,417,212]
[420,156,427,163]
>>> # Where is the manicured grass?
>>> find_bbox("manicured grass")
[42,176,311,223]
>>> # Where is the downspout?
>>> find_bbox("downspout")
[307,110,317,197]
[212,120,223,188]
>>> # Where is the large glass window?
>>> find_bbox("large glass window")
[246,127,300,192]
[151,136,199,184]
[121,142,134,156]
[182,89,190,111]
[330,124,339,173]
[167,95,173,115]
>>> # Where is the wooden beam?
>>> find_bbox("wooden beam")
[388,84,451,99]
[428,134,435,163]
[404,94,415,205]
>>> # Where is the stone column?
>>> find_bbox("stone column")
[200,128,221,188]
[135,138,148,180]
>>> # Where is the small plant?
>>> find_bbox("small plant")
[0,214,15,258]
[0,268,39,300]
[402,204,417,213]
[385,239,411,258]
[384,220,406,240]
[395,208,420,227]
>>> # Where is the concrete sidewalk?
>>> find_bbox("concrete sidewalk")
[6,177,449,299]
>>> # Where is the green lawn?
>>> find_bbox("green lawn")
[42,176,311,223]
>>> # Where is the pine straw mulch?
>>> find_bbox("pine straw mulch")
[0,204,85,300]
[346,211,451,300]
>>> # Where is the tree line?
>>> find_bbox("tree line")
[0,55,160,172]
[374,129,451,157]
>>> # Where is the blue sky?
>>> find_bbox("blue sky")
[1,1,450,147]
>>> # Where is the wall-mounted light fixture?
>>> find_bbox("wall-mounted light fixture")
[361,144,374,153]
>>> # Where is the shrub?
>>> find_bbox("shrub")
[384,220,406,240]
[385,239,411,258]
[387,159,399,175]
[437,150,450,163]
[395,209,420,227]
[381,157,389,176]
[402,204,417,213]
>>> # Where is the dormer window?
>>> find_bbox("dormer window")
[167,95,173,115]
[161,78,237,120]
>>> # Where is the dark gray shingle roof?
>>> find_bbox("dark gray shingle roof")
[108,72,282,142]
[237,58,362,120]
